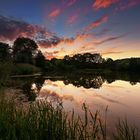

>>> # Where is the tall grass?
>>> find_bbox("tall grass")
[113,119,139,140]
[0,96,139,140]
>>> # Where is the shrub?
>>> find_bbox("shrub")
[0,62,13,87]
[12,63,41,75]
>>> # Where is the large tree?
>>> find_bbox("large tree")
[0,42,11,62]
[13,37,38,64]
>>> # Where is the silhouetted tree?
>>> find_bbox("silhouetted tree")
[129,58,140,71]
[13,37,38,64]
[105,58,115,69]
[106,58,113,64]
[35,50,46,69]
[0,42,11,62]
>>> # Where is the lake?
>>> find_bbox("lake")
[9,72,140,131]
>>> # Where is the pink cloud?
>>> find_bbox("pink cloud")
[47,0,78,20]
[66,0,77,6]
[67,14,79,24]
[93,0,140,11]
[84,15,109,32]
[48,8,61,18]
[93,0,119,10]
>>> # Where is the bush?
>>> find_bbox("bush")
[12,63,41,75]
[0,62,13,87]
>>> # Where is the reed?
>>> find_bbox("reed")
[0,96,139,140]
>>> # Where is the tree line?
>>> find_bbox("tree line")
[0,37,140,73]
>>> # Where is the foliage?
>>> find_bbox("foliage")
[13,37,38,64]
[35,50,46,69]
[0,42,11,62]
[12,63,41,75]
[44,55,140,72]
[0,37,140,73]
[0,37,45,75]
[0,62,13,87]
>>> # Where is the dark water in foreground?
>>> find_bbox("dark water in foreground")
[10,72,140,130]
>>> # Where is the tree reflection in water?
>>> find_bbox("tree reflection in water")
[63,76,104,89]
[10,72,140,101]
[10,77,45,101]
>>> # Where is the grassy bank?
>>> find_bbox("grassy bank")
[0,62,41,87]
[0,95,139,140]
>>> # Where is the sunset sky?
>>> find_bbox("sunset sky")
[0,0,140,59]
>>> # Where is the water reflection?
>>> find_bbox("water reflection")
[9,72,140,129]
[10,72,140,102]
[36,76,140,130]
[63,76,104,89]
[10,77,45,101]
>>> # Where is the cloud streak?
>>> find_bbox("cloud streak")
[43,33,125,59]
[66,8,81,25]
[93,0,119,10]
[48,8,61,18]
[115,0,140,12]
[93,0,140,11]
[47,0,78,20]
[83,15,109,32]
[66,0,77,7]
[94,34,125,45]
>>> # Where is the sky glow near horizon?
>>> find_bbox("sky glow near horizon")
[0,0,140,59]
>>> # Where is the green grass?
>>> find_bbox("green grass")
[0,96,139,140]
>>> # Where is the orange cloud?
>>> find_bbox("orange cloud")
[48,8,61,18]
[43,34,94,59]
[93,0,119,10]
[42,33,127,60]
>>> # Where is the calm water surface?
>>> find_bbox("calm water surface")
[11,73,140,130]
[37,79,140,129]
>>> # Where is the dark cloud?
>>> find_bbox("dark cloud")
[0,15,60,44]
[115,0,140,12]
[94,28,110,36]
[94,34,125,45]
